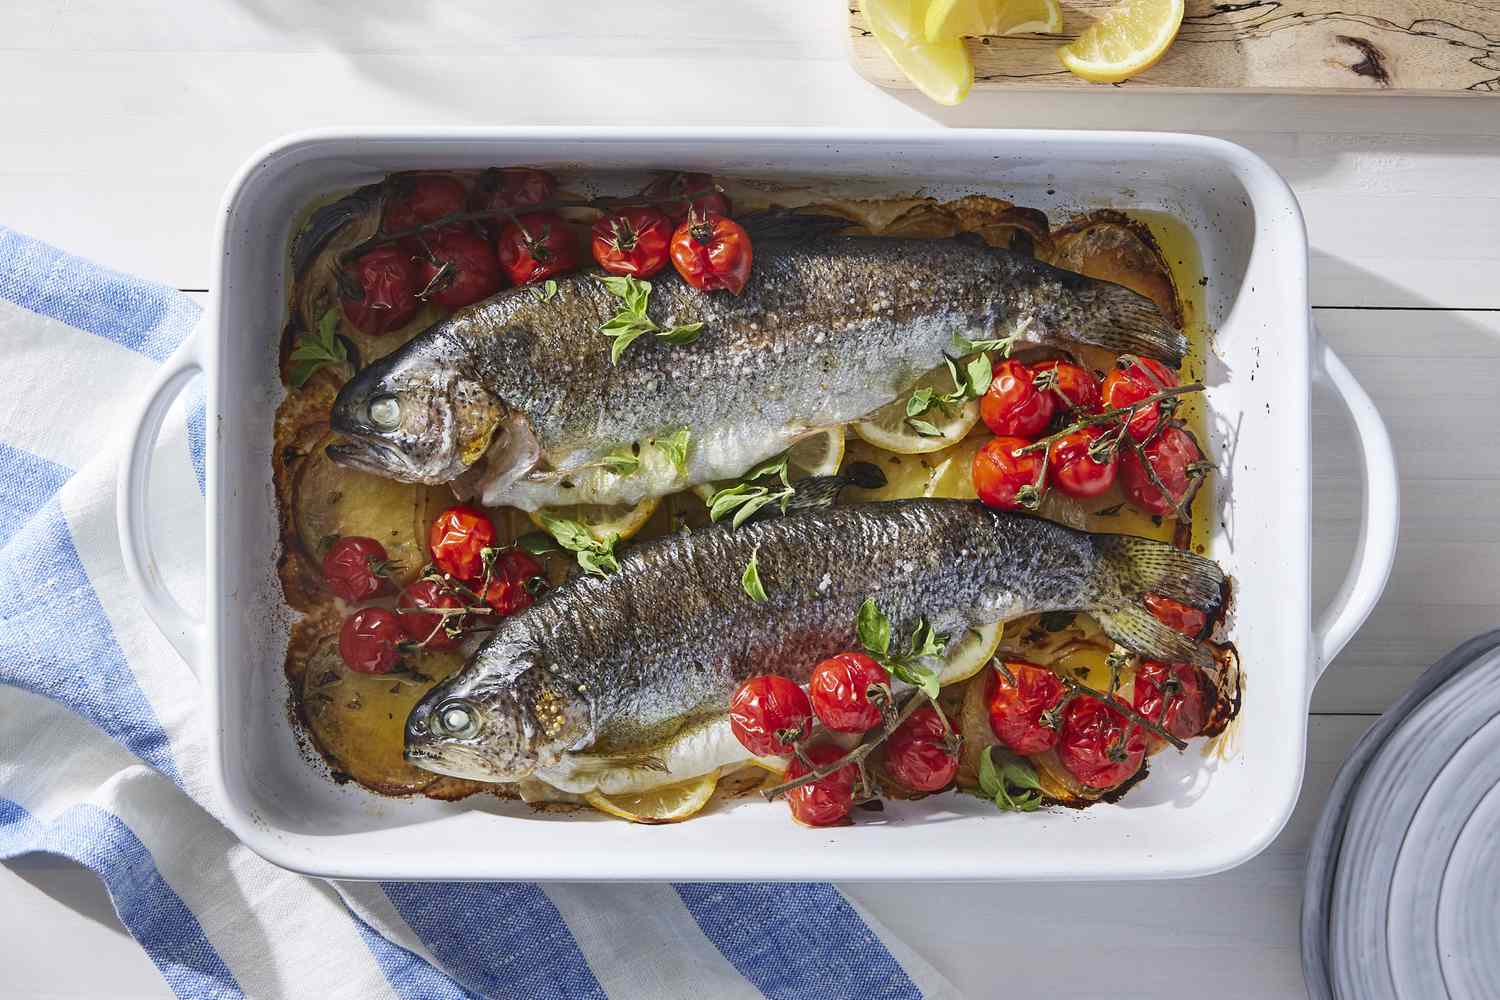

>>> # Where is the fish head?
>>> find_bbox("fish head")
[327,338,510,485]
[404,643,591,783]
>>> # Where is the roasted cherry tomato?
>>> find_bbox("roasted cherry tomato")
[1101,356,1178,442]
[980,360,1056,439]
[1031,360,1101,412]
[1048,425,1118,499]
[1058,696,1147,790]
[972,436,1045,511]
[883,704,959,793]
[428,505,496,582]
[641,171,731,222]
[1144,592,1209,638]
[669,211,753,295]
[338,607,404,674]
[395,579,466,650]
[808,652,891,734]
[1120,425,1205,517]
[1133,660,1208,743]
[481,549,547,618]
[783,740,858,827]
[414,227,503,309]
[340,246,420,336]
[469,167,557,216]
[729,674,813,757]
[591,207,673,279]
[987,660,1067,755]
[322,536,393,604]
[496,213,579,286]
[382,174,466,234]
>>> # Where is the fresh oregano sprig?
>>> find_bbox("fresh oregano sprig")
[596,275,704,364]
[856,597,944,699]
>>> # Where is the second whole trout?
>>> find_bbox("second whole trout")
[402,500,1225,784]
[328,223,1186,509]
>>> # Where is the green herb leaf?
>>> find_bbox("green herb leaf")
[888,659,941,700]
[908,619,945,661]
[540,278,559,302]
[856,598,892,658]
[654,428,691,475]
[742,452,791,487]
[977,745,1003,798]
[966,353,994,396]
[576,547,621,577]
[905,387,935,418]
[537,512,620,576]
[975,747,1043,812]
[515,531,561,556]
[657,322,704,346]
[708,483,761,522]
[731,490,780,529]
[289,307,350,387]
[601,449,641,475]
[952,332,1019,357]
[906,417,944,438]
[741,546,767,602]
[608,324,652,365]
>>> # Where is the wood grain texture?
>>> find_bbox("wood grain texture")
[849,0,1500,92]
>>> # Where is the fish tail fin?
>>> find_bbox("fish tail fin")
[1085,281,1189,368]
[1089,535,1225,664]
[843,460,888,491]
[781,462,887,516]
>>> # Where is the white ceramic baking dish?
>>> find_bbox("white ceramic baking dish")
[117,128,1397,882]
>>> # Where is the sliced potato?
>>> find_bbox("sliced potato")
[293,432,444,587]
[841,438,951,501]
[301,639,468,795]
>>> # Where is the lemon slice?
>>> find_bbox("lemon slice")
[926,0,1061,38]
[853,366,981,455]
[865,0,974,106]
[585,770,719,824]
[842,439,951,501]
[1057,0,1185,83]
[938,621,1004,685]
[530,497,660,545]
[921,432,992,499]
[788,426,847,478]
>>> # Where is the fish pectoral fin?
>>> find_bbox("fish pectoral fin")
[574,752,671,775]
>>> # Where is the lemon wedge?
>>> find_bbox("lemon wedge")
[1057,0,1185,83]
[530,497,660,545]
[865,0,974,106]
[938,622,1004,685]
[926,0,1061,39]
[585,770,720,824]
[853,365,982,455]
[788,426,847,478]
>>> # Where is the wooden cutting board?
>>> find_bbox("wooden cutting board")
[848,0,1500,93]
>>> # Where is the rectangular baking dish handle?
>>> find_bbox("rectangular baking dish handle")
[1311,328,1399,679]
[116,332,206,673]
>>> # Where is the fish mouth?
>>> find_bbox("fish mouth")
[325,438,422,481]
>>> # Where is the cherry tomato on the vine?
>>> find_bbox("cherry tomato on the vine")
[482,549,547,618]
[428,505,496,582]
[1133,660,1208,744]
[340,246,420,336]
[783,740,858,827]
[729,674,813,758]
[591,207,673,279]
[1101,356,1178,442]
[1057,697,1147,790]
[1031,360,1102,413]
[980,360,1056,439]
[883,704,959,793]
[987,660,1067,755]
[808,652,891,734]
[1144,592,1209,638]
[338,607,404,674]
[496,213,579,286]
[641,171,731,222]
[395,579,466,650]
[669,211,753,295]
[383,174,466,234]
[1048,425,1118,499]
[972,436,1045,511]
[1120,425,1205,517]
[414,227,503,309]
[322,536,394,604]
[469,167,557,216]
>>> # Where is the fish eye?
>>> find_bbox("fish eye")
[368,395,401,430]
[434,700,480,739]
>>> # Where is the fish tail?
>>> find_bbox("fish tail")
[843,461,888,491]
[1083,281,1189,368]
[1088,535,1225,664]
[780,462,888,516]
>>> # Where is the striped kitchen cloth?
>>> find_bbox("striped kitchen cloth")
[0,226,961,1000]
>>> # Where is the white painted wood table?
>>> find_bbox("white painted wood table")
[2,3,1497,997]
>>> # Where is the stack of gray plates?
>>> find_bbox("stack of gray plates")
[1304,630,1500,999]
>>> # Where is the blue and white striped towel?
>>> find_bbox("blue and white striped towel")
[0,227,961,1000]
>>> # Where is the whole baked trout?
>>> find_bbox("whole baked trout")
[329,222,1185,510]
[403,500,1224,784]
